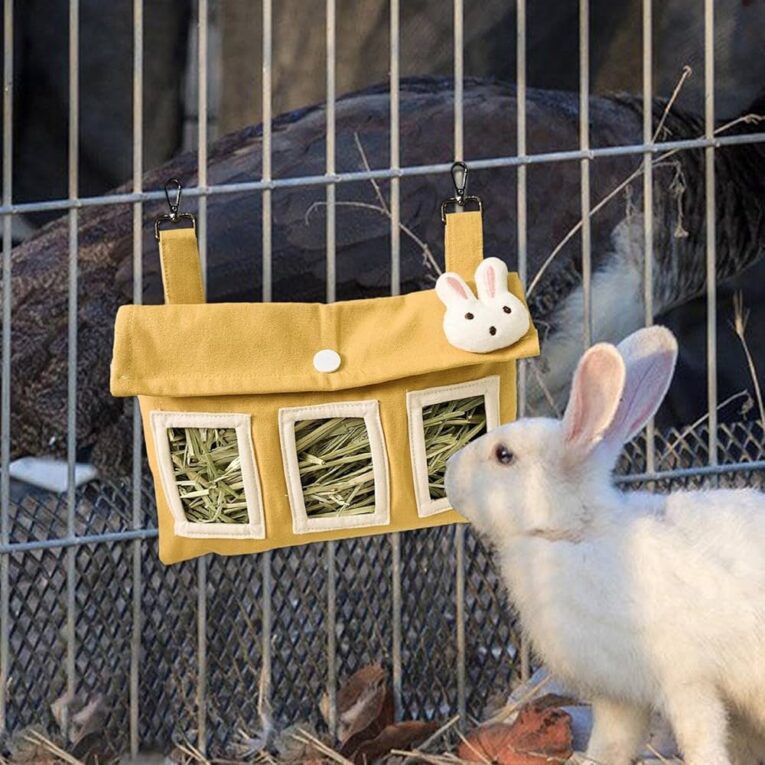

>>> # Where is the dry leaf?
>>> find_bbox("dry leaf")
[322,663,391,745]
[345,720,440,764]
[459,702,573,765]
[51,692,108,747]
[339,690,395,757]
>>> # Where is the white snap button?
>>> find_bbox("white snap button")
[313,349,342,373]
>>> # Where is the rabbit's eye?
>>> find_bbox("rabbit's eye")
[494,444,515,466]
[503,306,512,314]
[489,326,497,336]
[465,312,474,320]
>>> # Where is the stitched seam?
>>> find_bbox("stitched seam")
[278,400,390,534]
[277,409,309,534]
[165,246,176,303]
[166,240,185,304]
[153,411,252,423]
[279,401,378,419]
[173,521,263,539]
[159,239,177,304]
[116,364,523,382]
[151,410,266,539]
[409,377,499,403]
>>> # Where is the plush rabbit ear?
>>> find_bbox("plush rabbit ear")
[475,257,509,303]
[603,326,678,445]
[436,272,476,307]
[562,343,626,457]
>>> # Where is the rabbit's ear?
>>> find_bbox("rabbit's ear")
[436,272,475,306]
[562,343,626,457]
[475,257,509,302]
[603,326,678,445]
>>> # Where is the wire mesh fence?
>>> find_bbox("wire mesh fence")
[5,474,522,755]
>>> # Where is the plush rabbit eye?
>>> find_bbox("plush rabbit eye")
[489,326,497,336]
[494,443,515,466]
[503,305,512,314]
[465,312,474,320]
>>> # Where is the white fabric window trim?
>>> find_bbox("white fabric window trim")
[150,411,267,540]
[406,376,501,517]
[278,400,391,534]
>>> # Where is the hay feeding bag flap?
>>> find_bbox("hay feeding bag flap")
[110,175,539,564]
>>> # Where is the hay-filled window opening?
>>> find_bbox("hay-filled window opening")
[295,417,376,518]
[421,396,487,500]
[168,426,248,524]
[407,376,501,517]
[151,411,266,540]
[279,401,390,534]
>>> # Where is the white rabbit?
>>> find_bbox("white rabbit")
[445,326,765,765]
[435,257,530,353]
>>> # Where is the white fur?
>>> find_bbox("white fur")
[445,326,765,765]
[528,215,646,416]
[435,257,530,353]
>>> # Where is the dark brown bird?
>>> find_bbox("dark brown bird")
[4,77,765,477]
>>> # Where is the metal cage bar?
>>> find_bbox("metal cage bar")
[260,0,274,727]
[0,443,755,560]
[262,0,273,305]
[515,0,531,684]
[389,0,404,723]
[196,0,210,754]
[325,0,337,304]
[453,0,468,726]
[704,0,718,475]
[129,0,144,755]
[65,0,80,724]
[324,0,338,738]
[642,0,656,474]
[2,131,764,219]
[515,0,528,339]
[197,0,209,286]
[579,0,592,349]
[0,0,13,735]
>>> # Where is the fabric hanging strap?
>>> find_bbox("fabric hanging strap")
[444,209,484,281]
[158,228,205,305]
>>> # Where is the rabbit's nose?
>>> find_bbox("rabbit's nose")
[489,326,497,336]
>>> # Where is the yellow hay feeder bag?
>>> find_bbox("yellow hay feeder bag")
[110,176,539,565]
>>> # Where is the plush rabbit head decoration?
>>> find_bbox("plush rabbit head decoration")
[435,257,530,353]
[445,326,765,765]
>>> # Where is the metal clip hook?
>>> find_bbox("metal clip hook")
[164,178,183,220]
[154,177,197,240]
[451,161,468,206]
[440,161,482,223]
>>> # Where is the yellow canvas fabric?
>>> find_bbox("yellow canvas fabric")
[157,227,205,305]
[111,211,539,564]
[444,208,484,278]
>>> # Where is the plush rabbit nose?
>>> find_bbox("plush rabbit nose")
[489,326,497,336]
